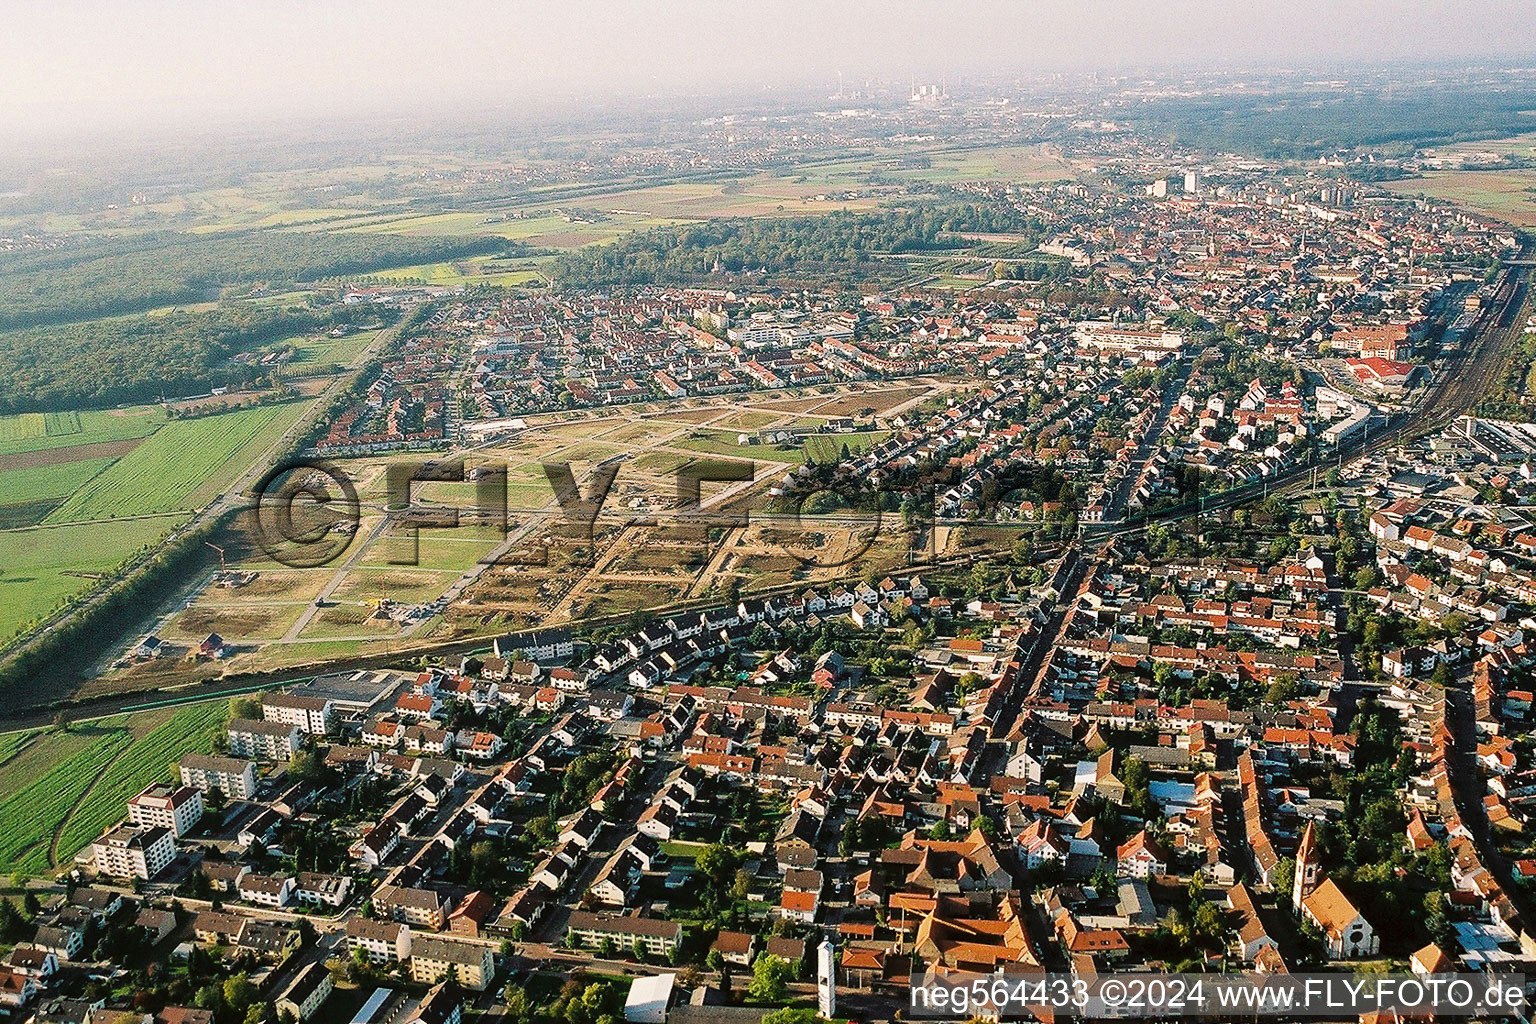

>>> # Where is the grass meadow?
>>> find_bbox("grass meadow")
[0,516,183,643]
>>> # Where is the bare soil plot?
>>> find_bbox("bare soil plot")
[813,385,932,417]
[0,437,144,473]
[643,407,730,425]
[169,606,285,640]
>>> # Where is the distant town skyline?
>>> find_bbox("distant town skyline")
[5,0,1536,134]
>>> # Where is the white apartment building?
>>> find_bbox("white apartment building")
[227,718,303,761]
[127,782,204,838]
[91,825,176,880]
[180,753,258,800]
[262,694,337,736]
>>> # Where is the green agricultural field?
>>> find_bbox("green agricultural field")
[506,482,556,510]
[672,430,798,462]
[0,704,226,875]
[344,209,690,248]
[0,406,164,458]
[0,725,133,875]
[0,515,184,643]
[46,402,304,522]
[286,329,381,369]
[801,431,891,464]
[1384,170,1536,226]
[0,413,46,442]
[674,428,889,464]
[257,638,370,663]
[54,702,227,862]
[0,729,38,768]
[0,457,114,508]
[364,256,548,288]
[360,530,502,573]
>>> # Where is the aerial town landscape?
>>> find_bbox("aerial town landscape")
[12,2,1536,1022]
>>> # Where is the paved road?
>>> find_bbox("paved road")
[8,263,1527,730]
[1443,678,1534,926]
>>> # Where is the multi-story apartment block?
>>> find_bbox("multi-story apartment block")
[409,935,494,991]
[566,910,683,957]
[262,694,337,736]
[345,918,412,963]
[127,782,204,838]
[179,753,258,800]
[91,825,176,880]
[227,718,303,761]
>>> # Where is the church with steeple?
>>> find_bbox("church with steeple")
[1292,821,1322,911]
[1292,821,1380,958]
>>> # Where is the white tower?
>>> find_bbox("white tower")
[817,939,836,1019]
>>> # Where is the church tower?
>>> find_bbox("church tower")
[1292,821,1321,912]
[817,939,837,1020]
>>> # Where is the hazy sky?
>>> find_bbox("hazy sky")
[4,0,1536,134]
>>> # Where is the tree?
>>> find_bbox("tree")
[505,988,533,1024]
[1263,673,1302,709]
[698,844,741,887]
[347,945,372,983]
[223,974,258,1013]
[0,899,26,942]
[287,749,327,783]
[749,953,792,1003]
[194,985,225,1014]
[761,1011,825,1024]
[1193,901,1227,945]
[1273,857,1296,903]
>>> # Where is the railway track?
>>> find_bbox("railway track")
[5,266,1529,728]
[1083,263,1532,539]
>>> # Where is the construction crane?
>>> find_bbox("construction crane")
[205,542,227,572]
